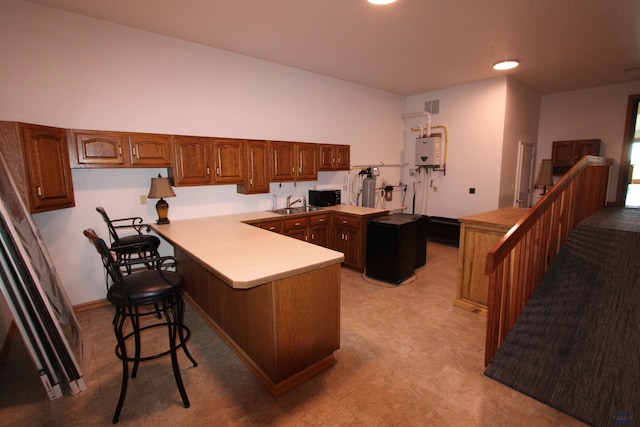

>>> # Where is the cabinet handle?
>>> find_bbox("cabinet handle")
[132,147,138,158]
[249,177,253,185]
[342,220,347,224]
[268,226,275,231]
[294,222,300,226]
[318,218,324,223]
[36,186,42,197]
[206,167,210,175]
[118,145,122,155]
[332,157,336,165]
[311,233,315,240]
[216,167,220,175]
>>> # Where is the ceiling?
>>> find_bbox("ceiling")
[27,0,640,96]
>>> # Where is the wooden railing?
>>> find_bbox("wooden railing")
[484,156,612,366]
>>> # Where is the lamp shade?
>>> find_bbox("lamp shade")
[147,175,176,199]
[534,159,554,188]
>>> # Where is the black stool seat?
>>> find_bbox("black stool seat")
[108,269,181,306]
[84,228,197,424]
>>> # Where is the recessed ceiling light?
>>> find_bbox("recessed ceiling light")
[367,0,397,4]
[493,60,519,71]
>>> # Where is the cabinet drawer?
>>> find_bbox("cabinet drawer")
[309,214,330,226]
[283,217,309,231]
[333,214,360,229]
[256,220,282,233]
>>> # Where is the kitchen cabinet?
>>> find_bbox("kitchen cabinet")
[171,135,213,186]
[237,140,270,194]
[0,122,75,213]
[455,207,529,315]
[270,141,318,182]
[282,216,309,241]
[319,144,350,171]
[551,139,600,175]
[70,130,173,168]
[309,213,331,247]
[128,133,173,167]
[251,218,282,233]
[332,212,387,271]
[212,138,245,184]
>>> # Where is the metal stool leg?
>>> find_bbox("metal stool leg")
[165,297,190,408]
[175,294,198,368]
[112,307,129,424]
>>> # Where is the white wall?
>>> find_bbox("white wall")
[403,78,508,218]
[538,81,640,203]
[0,0,405,305]
[500,78,541,208]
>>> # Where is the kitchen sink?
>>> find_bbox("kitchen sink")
[272,206,324,215]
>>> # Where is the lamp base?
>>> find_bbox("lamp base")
[155,198,170,224]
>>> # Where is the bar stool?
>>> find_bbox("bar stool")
[83,228,197,424]
[96,207,161,272]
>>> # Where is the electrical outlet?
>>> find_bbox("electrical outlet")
[139,195,147,205]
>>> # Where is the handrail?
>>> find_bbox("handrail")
[484,155,612,366]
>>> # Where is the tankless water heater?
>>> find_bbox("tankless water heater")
[415,136,442,167]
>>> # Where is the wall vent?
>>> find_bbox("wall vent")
[424,99,440,115]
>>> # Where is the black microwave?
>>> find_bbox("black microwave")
[309,189,341,207]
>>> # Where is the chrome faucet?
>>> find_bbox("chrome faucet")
[286,196,302,208]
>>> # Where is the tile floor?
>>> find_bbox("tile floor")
[0,242,585,426]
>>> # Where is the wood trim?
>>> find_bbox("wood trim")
[73,298,110,313]
[616,94,640,206]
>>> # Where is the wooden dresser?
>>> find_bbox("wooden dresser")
[455,207,529,315]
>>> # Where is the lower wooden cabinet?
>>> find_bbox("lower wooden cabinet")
[247,210,386,271]
[0,122,75,213]
[455,207,529,315]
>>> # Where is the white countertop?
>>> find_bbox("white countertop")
[150,205,387,289]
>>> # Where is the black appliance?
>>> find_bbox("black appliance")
[393,213,428,268]
[366,215,418,285]
[309,189,341,207]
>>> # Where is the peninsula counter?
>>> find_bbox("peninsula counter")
[151,207,383,395]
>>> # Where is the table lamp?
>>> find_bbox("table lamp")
[147,174,176,224]
[534,159,554,195]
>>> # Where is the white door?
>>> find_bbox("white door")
[514,142,535,207]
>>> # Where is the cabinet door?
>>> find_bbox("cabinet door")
[172,136,213,186]
[309,214,331,247]
[297,143,318,180]
[318,145,335,170]
[213,138,245,184]
[20,124,75,212]
[335,145,350,170]
[334,225,360,268]
[574,139,600,162]
[129,133,173,167]
[551,140,574,166]
[238,140,270,194]
[270,141,296,181]
[73,130,128,166]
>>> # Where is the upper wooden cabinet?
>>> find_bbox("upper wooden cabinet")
[237,140,270,194]
[212,138,244,184]
[70,129,173,168]
[551,139,600,175]
[171,135,213,186]
[128,133,173,167]
[171,136,246,187]
[0,122,75,213]
[319,144,350,171]
[270,141,318,182]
